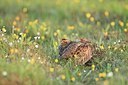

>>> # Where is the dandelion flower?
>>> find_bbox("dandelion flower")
[110,21,115,27]
[119,21,124,27]
[61,74,66,80]
[95,78,99,81]
[55,59,59,63]
[99,72,106,78]
[71,76,75,81]
[86,12,91,18]
[115,68,119,72]
[50,67,54,72]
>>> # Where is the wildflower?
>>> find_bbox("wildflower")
[9,42,13,47]
[13,34,19,39]
[108,45,111,49]
[107,72,113,77]
[14,48,18,53]
[41,36,45,40]
[92,64,95,71]
[100,45,104,50]
[71,76,75,81]
[54,32,58,36]
[104,32,108,37]
[61,74,66,80]
[67,25,75,30]
[115,68,119,72]
[38,57,41,60]
[35,44,39,48]
[124,28,128,33]
[9,48,15,54]
[27,49,30,52]
[30,58,35,64]
[90,17,95,22]
[28,59,31,63]
[83,70,86,73]
[86,12,91,18]
[119,21,124,27]
[120,49,123,52]
[55,59,59,63]
[99,72,106,78]
[22,57,25,60]
[2,71,7,76]
[104,11,109,17]
[110,21,115,27]
[49,67,54,72]
[114,47,117,50]
[126,23,128,27]
[13,21,17,26]
[2,27,6,33]
[15,16,20,21]
[77,72,81,76]
[63,34,68,39]
[57,29,60,34]
[95,78,99,81]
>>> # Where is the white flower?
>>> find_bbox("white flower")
[9,42,13,47]
[38,57,41,60]
[34,36,37,40]
[22,57,25,60]
[107,72,113,77]
[27,49,30,52]
[28,59,31,62]
[2,71,7,76]
[37,32,40,35]
[35,45,39,48]
[83,70,86,73]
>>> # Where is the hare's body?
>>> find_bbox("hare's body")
[58,38,93,65]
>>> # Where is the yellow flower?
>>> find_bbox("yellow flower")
[100,45,104,50]
[104,11,109,17]
[30,58,35,64]
[115,68,119,72]
[41,36,45,40]
[55,59,59,63]
[15,16,20,21]
[13,34,19,39]
[92,64,95,71]
[71,76,75,81]
[50,67,54,72]
[2,27,6,33]
[67,26,75,30]
[95,78,99,81]
[54,32,58,36]
[119,21,124,27]
[61,74,66,80]
[9,48,15,54]
[13,21,17,26]
[110,21,115,27]
[124,28,128,33]
[90,17,95,22]
[86,12,91,18]
[99,72,106,78]
[104,32,108,37]
[77,72,81,76]
[14,48,18,53]
[63,34,68,39]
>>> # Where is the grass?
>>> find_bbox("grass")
[0,0,128,85]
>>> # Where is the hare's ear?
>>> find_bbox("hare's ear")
[61,38,70,45]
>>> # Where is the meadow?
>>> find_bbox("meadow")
[0,0,128,85]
